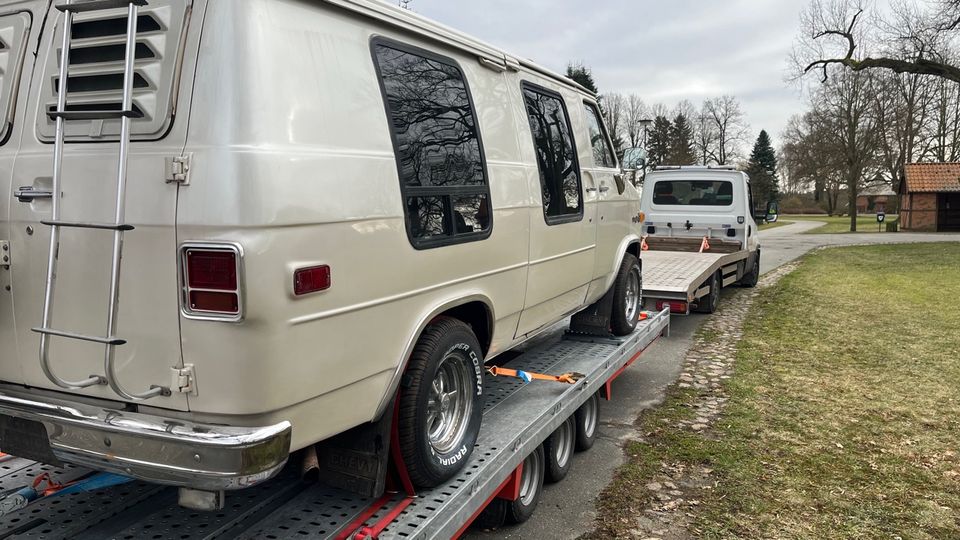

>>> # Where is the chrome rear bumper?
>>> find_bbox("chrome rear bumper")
[0,387,292,491]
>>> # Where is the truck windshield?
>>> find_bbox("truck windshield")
[652,180,733,206]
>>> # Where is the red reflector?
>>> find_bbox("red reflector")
[294,265,331,296]
[189,291,239,314]
[186,250,237,290]
[656,300,688,314]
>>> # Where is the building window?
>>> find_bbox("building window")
[583,102,616,168]
[372,39,491,249]
[521,83,583,224]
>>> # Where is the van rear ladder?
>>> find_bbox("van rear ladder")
[32,0,169,399]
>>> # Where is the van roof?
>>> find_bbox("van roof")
[328,0,595,96]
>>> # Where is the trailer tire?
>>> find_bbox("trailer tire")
[472,497,507,530]
[543,415,576,483]
[694,271,721,314]
[611,254,642,336]
[505,445,545,524]
[739,251,760,288]
[398,317,484,488]
[574,392,600,452]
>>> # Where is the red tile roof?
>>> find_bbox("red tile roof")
[903,163,960,193]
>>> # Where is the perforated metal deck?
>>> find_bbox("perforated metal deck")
[0,311,669,539]
[641,250,747,301]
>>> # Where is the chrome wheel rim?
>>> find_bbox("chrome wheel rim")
[625,268,641,322]
[426,352,473,455]
[554,419,574,469]
[581,397,598,439]
[519,449,542,506]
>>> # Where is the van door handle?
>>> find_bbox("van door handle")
[14,187,53,203]
[585,187,598,194]
[599,185,611,193]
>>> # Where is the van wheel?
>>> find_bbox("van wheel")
[574,392,600,452]
[739,251,760,288]
[610,254,642,336]
[505,445,545,524]
[398,317,484,488]
[543,415,576,483]
[694,271,721,314]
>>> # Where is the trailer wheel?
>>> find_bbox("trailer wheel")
[398,317,484,488]
[504,445,545,524]
[739,251,760,288]
[543,415,576,483]
[610,254,642,336]
[574,392,600,452]
[472,496,507,530]
[694,271,721,314]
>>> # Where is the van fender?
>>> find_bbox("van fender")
[370,293,495,421]
[600,234,643,294]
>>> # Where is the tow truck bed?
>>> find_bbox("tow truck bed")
[642,250,748,303]
[0,310,670,540]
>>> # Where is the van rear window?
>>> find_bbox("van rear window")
[373,39,491,249]
[652,180,734,206]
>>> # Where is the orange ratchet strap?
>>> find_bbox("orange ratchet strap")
[487,366,585,385]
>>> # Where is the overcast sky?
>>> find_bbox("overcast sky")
[393,0,812,151]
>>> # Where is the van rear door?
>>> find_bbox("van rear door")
[0,1,45,387]
[6,0,194,409]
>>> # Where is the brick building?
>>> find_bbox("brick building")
[900,163,960,232]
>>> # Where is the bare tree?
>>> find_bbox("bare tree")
[694,103,719,165]
[703,95,750,165]
[623,94,649,149]
[796,0,960,83]
[600,92,626,156]
[809,68,883,230]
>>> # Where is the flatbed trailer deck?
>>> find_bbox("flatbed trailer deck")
[641,250,748,309]
[0,310,670,540]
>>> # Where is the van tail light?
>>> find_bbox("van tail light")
[656,300,688,314]
[181,245,243,320]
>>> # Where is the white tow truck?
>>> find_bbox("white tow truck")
[638,166,763,314]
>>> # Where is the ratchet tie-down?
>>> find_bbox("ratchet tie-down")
[486,366,585,385]
[0,467,134,517]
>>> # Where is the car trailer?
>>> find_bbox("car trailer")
[641,243,749,315]
[0,309,670,540]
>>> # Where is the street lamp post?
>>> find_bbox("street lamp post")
[638,118,653,148]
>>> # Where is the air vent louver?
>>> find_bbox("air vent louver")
[38,1,192,142]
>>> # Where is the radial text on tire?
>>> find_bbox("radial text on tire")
[397,317,484,488]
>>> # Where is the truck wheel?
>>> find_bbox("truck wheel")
[574,392,600,452]
[610,254,642,336]
[694,271,721,314]
[472,496,507,530]
[398,317,484,488]
[505,445,545,524]
[543,415,576,483]
[739,251,760,288]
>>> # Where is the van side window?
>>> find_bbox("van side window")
[372,40,491,249]
[583,102,616,168]
[0,12,31,145]
[521,83,583,224]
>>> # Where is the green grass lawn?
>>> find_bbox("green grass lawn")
[594,243,960,539]
[785,214,890,234]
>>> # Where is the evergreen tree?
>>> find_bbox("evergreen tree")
[745,130,780,206]
[667,113,696,165]
[566,62,599,95]
[647,116,672,168]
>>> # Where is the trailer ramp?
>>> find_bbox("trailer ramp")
[0,310,669,539]
[642,250,747,303]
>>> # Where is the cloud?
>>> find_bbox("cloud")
[389,0,811,145]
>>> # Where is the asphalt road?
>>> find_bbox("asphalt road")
[467,221,960,539]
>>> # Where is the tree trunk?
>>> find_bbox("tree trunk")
[848,173,859,233]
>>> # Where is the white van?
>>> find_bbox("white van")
[0,0,645,501]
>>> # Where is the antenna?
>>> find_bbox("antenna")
[399,0,412,9]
